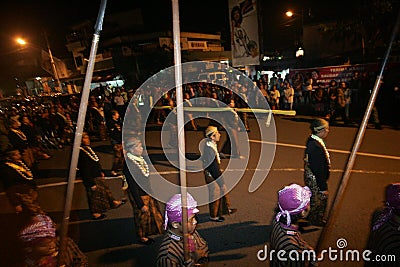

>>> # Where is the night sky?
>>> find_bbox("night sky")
[0,0,229,56]
[0,0,350,56]
[0,0,395,95]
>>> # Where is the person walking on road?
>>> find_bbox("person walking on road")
[304,118,330,226]
[157,193,209,267]
[107,109,123,176]
[270,183,317,266]
[123,137,164,245]
[202,126,237,222]
[78,132,124,220]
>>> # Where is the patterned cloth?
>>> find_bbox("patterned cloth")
[304,167,328,225]
[157,230,209,267]
[204,170,230,218]
[128,194,164,239]
[18,214,88,267]
[202,138,231,218]
[366,209,400,267]
[111,143,123,172]
[270,219,316,267]
[86,178,116,214]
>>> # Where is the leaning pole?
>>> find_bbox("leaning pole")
[58,0,108,265]
[316,9,400,255]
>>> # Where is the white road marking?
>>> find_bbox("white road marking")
[1,140,398,195]
[250,139,400,160]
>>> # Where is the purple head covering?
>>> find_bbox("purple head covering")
[386,183,400,209]
[373,183,400,231]
[276,184,312,226]
[18,214,56,243]
[164,193,200,230]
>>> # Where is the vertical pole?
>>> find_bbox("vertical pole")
[57,0,108,265]
[44,31,63,93]
[171,0,190,263]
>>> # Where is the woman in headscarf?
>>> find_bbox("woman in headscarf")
[304,118,330,226]
[123,137,164,244]
[270,183,317,266]
[157,193,209,267]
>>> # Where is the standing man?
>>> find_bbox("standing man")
[202,126,237,222]
[304,118,330,226]
[107,110,123,176]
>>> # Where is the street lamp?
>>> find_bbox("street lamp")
[16,38,27,45]
[15,36,63,93]
[285,9,304,40]
[285,9,304,57]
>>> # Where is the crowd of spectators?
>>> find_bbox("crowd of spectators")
[1,69,399,166]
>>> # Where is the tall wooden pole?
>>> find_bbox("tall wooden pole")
[57,0,108,265]
[171,0,190,263]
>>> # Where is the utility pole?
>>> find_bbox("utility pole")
[44,31,63,93]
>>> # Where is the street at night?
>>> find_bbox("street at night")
[1,115,399,266]
[1,0,400,266]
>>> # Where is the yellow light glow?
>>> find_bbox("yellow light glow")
[285,11,293,17]
[16,38,27,45]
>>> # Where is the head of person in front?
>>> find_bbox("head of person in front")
[270,183,317,266]
[164,193,200,235]
[126,136,144,157]
[310,118,329,139]
[275,184,312,227]
[205,125,221,143]
[366,183,400,266]
[157,193,209,267]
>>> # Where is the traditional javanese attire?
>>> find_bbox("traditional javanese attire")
[270,184,317,267]
[366,183,400,266]
[123,153,164,240]
[202,138,231,218]
[304,134,330,225]
[0,159,42,215]
[157,193,209,267]
[78,145,118,215]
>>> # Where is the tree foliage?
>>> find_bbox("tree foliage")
[317,0,397,61]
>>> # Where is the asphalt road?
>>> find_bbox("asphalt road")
[1,115,399,267]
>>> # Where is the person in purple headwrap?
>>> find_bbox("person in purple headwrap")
[365,183,400,266]
[270,183,318,266]
[157,193,209,267]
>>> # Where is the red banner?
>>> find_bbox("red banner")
[288,63,397,87]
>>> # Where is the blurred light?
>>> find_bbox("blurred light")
[286,11,293,17]
[296,47,304,57]
[16,38,27,45]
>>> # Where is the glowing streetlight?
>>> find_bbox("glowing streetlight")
[14,36,63,93]
[285,9,304,57]
[16,38,27,45]
[285,11,294,17]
